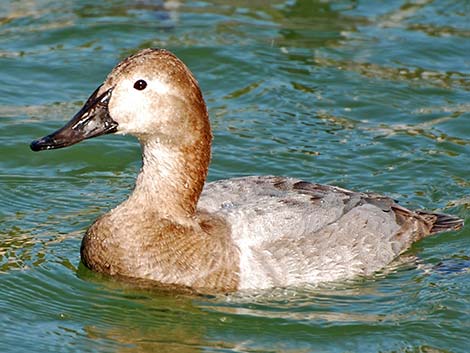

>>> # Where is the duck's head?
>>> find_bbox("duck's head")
[31,48,210,151]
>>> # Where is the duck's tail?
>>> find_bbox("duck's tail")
[416,210,464,235]
[392,204,463,244]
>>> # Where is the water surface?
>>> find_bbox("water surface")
[1,1,469,352]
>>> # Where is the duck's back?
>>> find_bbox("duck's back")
[198,176,462,289]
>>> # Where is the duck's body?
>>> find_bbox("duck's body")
[200,176,442,290]
[31,49,463,293]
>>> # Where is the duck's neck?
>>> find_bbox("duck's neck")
[126,136,211,219]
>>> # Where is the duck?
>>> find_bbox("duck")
[30,48,463,293]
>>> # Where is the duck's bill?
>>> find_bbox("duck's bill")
[30,86,118,151]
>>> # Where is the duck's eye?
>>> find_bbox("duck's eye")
[134,79,147,90]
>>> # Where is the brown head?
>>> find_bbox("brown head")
[31,49,212,215]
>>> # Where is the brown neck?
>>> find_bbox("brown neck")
[125,134,211,218]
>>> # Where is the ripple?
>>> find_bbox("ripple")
[313,56,470,91]
[0,0,470,352]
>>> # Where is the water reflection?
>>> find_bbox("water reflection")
[0,0,469,352]
[75,267,213,353]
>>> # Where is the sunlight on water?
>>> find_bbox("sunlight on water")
[0,1,469,352]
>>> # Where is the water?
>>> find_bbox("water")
[1,1,469,352]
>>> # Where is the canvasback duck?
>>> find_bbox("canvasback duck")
[31,48,463,293]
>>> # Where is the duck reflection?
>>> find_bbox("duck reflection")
[77,263,213,353]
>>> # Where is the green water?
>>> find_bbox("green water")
[1,1,469,352]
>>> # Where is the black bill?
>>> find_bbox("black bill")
[30,85,118,151]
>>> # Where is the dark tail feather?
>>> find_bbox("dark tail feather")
[416,210,464,234]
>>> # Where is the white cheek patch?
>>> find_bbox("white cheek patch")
[110,77,173,135]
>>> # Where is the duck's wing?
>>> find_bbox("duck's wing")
[198,176,462,289]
